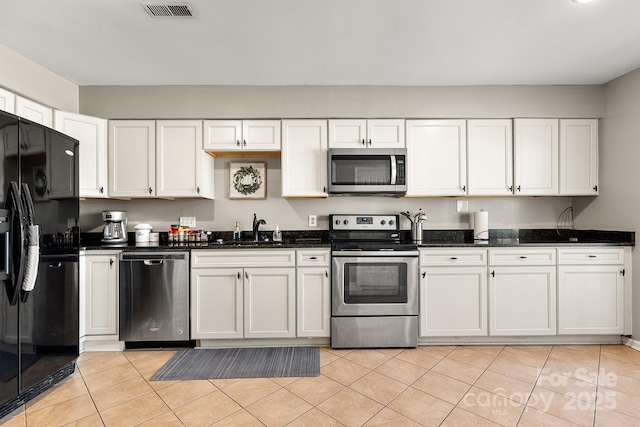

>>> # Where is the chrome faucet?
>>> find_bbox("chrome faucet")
[252,213,266,242]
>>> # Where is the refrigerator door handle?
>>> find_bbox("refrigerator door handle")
[4,181,26,305]
[20,183,39,303]
[0,208,10,281]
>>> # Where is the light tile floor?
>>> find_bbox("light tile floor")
[3,344,640,426]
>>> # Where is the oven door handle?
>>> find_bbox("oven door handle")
[332,250,419,257]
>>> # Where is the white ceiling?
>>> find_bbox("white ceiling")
[1,0,640,87]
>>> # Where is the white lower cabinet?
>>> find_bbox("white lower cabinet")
[558,248,625,334]
[296,250,331,337]
[190,249,297,339]
[489,249,556,336]
[244,268,296,338]
[80,252,119,338]
[190,268,243,339]
[419,249,488,337]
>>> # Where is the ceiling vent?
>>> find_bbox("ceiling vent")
[141,3,196,18]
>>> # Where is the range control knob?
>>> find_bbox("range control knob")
[389,220,395,226]
[343,220,349,225]
[380,220,386,225]
[335,219,341,225]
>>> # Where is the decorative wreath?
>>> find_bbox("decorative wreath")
[233,165,262,195]
[34,168,47,198]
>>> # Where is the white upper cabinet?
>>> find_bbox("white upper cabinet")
[204,120,281,152]
[329,119,405,148]
[560,119,598,195]
[467,119,513,196]
[281,120,328,198]
[15,96,52,127]
[54,111,108,198]
[406,120,467,196]
[514,119,559,196]
[108,120,156,198]
[109,120,214,199]
[0,87,16,114]
[156,120,213,199]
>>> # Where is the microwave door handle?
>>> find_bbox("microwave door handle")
[390,155,397,185]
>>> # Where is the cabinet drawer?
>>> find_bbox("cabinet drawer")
[489,248,556,266]
[420,249,487,266]
[192,249,296,267]
[558,248,624,265]
[297,249,330,266]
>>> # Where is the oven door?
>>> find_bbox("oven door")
[332,251,418,316]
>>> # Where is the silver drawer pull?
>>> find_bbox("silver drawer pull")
[310,256,317,260]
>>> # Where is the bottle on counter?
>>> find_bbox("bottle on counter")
[233,221,242,241]
[273,226,282,242]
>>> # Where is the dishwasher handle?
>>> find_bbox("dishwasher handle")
[143,259,163,266]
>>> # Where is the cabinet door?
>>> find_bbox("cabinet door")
[156,120,206,198]
[560,119,598,195]
[203,120,242,151]
[490,266,556,336]
[467,119,513,195]
[297,267,330,337]
[46,131,77,198]
[420,266,487,337]
[244,267,295,338]
[108,120,156,197]
[558,265,624,334]
[190,268,243,339]
[0,87,16,114]
[328,119,367,148]
[84,255,118,336]
[15,96,52,127]
[514,119,558,195]
[406,120,467,196]
[281,120,328,197]
[367,119,405,148]
[242,120,281,151]
[54,111,108,198]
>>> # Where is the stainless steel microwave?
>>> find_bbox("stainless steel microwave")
[327,148,407,195]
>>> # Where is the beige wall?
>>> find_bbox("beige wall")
[79,85,602,119]
[0,44,79,113]
[574,67,640,340]
[78,84,602,235]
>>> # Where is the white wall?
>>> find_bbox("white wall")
[574,67,640,340]
[78,84,601,233]
[0,44,79,113]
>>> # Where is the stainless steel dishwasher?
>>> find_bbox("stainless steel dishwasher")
[119,251,190,344]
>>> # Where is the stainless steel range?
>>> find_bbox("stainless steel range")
[330,214,419,349]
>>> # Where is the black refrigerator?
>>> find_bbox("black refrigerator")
[0,110,79,419]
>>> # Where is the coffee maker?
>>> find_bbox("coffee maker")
[101,210,128,246]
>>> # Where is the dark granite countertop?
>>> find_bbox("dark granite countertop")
[413,229,634,248]
[81,228,634,251]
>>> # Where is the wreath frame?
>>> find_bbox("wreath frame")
[229,162,266,199]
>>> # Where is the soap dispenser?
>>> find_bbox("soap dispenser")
[273,226,282,242]
[233,221,242,241]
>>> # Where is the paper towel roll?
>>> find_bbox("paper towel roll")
[474,211,489,241]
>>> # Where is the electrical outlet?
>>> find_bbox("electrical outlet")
[180,216,196,227]
[456,200,469,212]
[308,214,317,227]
